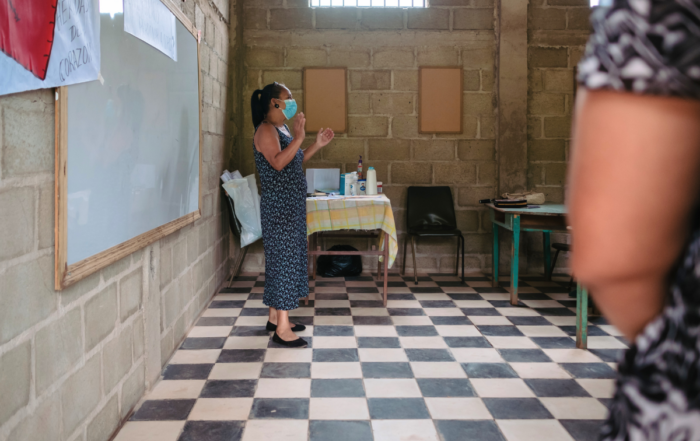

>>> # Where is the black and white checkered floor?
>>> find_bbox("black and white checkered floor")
[114,272,627,441]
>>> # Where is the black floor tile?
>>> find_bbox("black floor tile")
[311,379,366,397]
[518,293,554,300]
[488,301,526,308]
[561,363,618,379]
[313,349,360,362]
[402,276,432,282]
[217,349,266,363]
[260,363,311,378]
[291,316,315,326]
[377,281,409,287]
[309,420,374,441]
[506,316,551,326]
[473,287,508,294]
[531,337,577,349]
[178,421,245,441]
[405,349,455,362]
[357,337,401,348]
[313,326,355,336]
[435,281,466,287]
[196,317,237,326]
[218,288,252,294]
[315,308,352,316]
[316,281,346,287]
[461,308,502,316]
[435,420,505,441]
[345,276,375,281]
[180,338,226,350]
[499,349,552,363]
[430,316,471,326]
[247,294,264,300]
[268,336,313,349]
[367,398,431,419]
[447,294,484,301]
[396,326,438,336]
[163,364,213,380]
[387,308,426,316]
[461,363,518,378]
[558,300,577,308]
[209,301,246,309]
[230,326,269,337]
[361,362,414,378]
[315,293,349,300]
[387,293,416,300]
[409,287,444,294]
[249,398,309,419]
[559,326,610,337]
[589,316,608,325]
[599,398,613,409]
[254,281,265,287]
[483,398,554,419]
[534,308,576,317]
[349,300,384,308]
[560,420,604,441]
[347,287,380,293]
[417,378,475,397]
[589,349,624,363]
[200,380,257,398]
[353,316,394,326]
[444,337,492,348]
[525,379,591,397]
[239,308,269,316]
[419,300,455,308]
[131,399,195,421]
[478,326,524,337]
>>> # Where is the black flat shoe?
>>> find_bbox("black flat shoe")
[266,321,306,332]
[271,332,308,348]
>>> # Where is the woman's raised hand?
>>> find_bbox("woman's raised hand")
[294,112,306,141]
[315,128,335,147]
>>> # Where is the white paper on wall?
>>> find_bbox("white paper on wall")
[0,0,101,96]
[123,0,177,61]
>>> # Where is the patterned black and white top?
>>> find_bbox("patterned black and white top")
[253,123,309,311]
[579,1,700,439]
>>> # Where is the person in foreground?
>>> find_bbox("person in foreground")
[569,0,700,438]
[250,82,334,348]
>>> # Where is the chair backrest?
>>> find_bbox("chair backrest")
[222,190,243,238]
[406,186,457,229]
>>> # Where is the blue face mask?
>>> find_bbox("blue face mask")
[280,99,297,120]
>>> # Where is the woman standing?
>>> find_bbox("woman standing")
[251,82,334,347]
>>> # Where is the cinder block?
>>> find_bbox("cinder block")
[544,116,572,138]
[530,139,566,161]
[0,255,56,345]
[373,48,414,68]
[103,327,133,393]
[173,239,187,277]
[212,81,221,108]
[529,8,566,30]
[187,229,198,264]
[458,140,495,160]
[434,163,476,185]
[528,164,544,187]
[457,187,497,206]
[544,163,568,185]
[7,392,61,441]
[350,70,391,90]
[481,210,493,232]
[392,163,432,184]
[454,9,494,30]
[529,93,566,115]
[120,268,143,322]
[245,8,267,29]
[133,316,145,359]
[530,31,589,47]
[2,98,54,177]
[549,0,588,5]
[160,246,173,290]
[122,363,145,418]
[481,70,494,92]
[391,115,425,138]
[0,340,31,426]
[480,116,496,139]
[570,46,585,68]
[162,282,182,329]
[245,47,284,67]
[429,0,470,4]
[412,140,455,161]
[316,8,358,29]
[417,47,459,66]
[322,138,365,161]
[372,93,414,114]
[86,395,119,441]
[463,93,494,115]
[529,47,568,68]
[368,139,410,161]
[330,48,371,67]
[457,210,480,232]
[407,9,449,30]
[85,283,118,351]
[270,8,313,29]
[349,93,371,114]
[528,116,543,139]
[102,255,131,283]
[461,44,494,69]
[38,183,54,249]
[348,116,389,137]
[0,186,34,260]
[568,8,591,30]
[287,47,327,67]
[36,308,82,395]
[360,9,404,30]
[61,354,101,435]
[393,70,418,91]
[464,70,480,91]
[478,162,497,185]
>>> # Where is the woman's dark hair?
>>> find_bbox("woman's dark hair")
[251,82,287,128]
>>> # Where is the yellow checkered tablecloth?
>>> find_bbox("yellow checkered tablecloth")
[306,195,398,268]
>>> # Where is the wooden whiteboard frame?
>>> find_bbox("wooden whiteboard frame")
[418,66,463,134]
[54,0,202,290]
[302,67,348,134]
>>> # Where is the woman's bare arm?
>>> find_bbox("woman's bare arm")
[568,89,700,340]
[254,115,306,171]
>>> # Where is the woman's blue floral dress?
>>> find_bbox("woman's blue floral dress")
[253,123,308,311]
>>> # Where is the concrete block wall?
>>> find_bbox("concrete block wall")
[239,0,498,273]
[0,0,241,440]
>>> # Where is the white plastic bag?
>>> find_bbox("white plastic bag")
[223,177,262,247]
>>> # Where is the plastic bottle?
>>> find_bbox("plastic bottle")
[366,167,377,195]
[357,156,363,180]
[348,172,358,196]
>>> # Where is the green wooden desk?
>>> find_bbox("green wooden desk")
[487,203,590,349]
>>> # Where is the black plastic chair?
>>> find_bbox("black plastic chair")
[223,189,248,285]
[402,186,464,284]
[551,242,574,291]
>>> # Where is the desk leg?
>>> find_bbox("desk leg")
[383,237,389,307]
[510,215,520,306]
[492,223,499,287]
[576,283,589,349]
[543,232,552,281]
[312,234,317,280]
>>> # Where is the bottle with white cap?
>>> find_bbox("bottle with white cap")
[366,167,377,195]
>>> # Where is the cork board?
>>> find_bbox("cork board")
[303,68,347,133]
[419,67,463,134]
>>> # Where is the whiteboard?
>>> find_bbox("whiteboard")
[62,6,200,268]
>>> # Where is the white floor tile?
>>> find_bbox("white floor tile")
[450,348,505,363]
[410,362,467,378]
[425,397,492,419]
[145,380,205,399]
[470,379,535,397]
[453,300,494,308]
[202,308,241,317]
[497,420,575,441]
[435,325,480,337]
[496,308,540,317]
[264,348,313,363]
[598,325,624,337]
[208,363,263,380]
[243,300,266,308]
[169,349,221,364]
[517,326,568,337]
[386,300,422,308]
[311,362,363,378]
[509,363,572,379]
[289,308,315,317]
[359,348,409,362]
[224,337,270,349]
[543,316,576,326]
[309,397,370,419]
[584,336,628,349]
[423,308,464,317]
[391,316,434,326]
[413,293,453,300]
[469,316,514,325]
[315,300,351,308]
[354,326,398,337]
[254,378,311,398]
[542,349,603,363]
[351,308,390,316]
[214,293,249,300]
[313,337,358,348]
[113,422,185,441]
[372,420,439,441]
[540,397,609,419]
[242,420,308,441]
[577,379,615,398]
[188,398,253,420]
[314,316,354,325]
[486,337,538,349]
[234,316,268,326]
[364,379,422,397]
[399,337,448,349]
